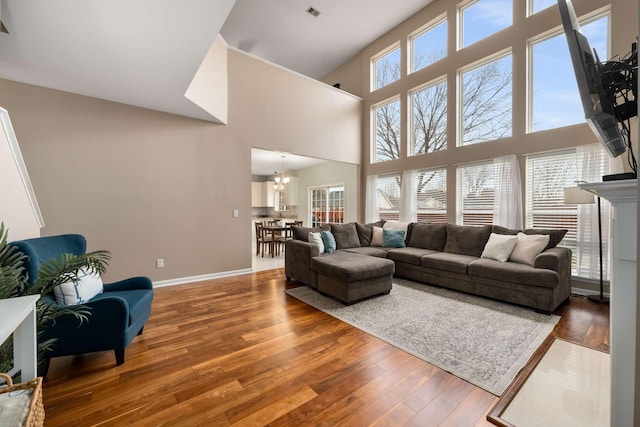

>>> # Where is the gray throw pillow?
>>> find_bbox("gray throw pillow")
[355,220,385,246]
[524,228,568,250]
[491,225,521,235]
[291,225,330,242]
[330,222,361,250]
[407,223,447,251]
[443,224,493,257]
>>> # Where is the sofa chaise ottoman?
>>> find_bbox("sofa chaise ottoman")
[310,252,395,304]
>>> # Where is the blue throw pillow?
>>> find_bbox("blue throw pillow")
[383,229,406,248]
[321,231,337,253]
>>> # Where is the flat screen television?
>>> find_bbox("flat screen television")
[557,0,629,159]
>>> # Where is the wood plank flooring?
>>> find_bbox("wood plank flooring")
[41,269,610,426]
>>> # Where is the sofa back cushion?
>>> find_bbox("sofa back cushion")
[330,222,361,249]
[291,224,330,242]
[524,228,567,250]
[443,224,493,257]
[406,223,447,251]
[355,220,385,246]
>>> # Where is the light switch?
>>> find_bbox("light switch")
[233,209,239,218]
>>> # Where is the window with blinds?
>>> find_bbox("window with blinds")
[415,168,447,223]
[526,148,610,279]
[377,174,401,220]
[457,162,495,225]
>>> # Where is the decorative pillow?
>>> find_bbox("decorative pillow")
[524,229,568,250]
[443,224,493,257]
[330,223,361,250]
[53,268,103,306]
[481,233,518,262]
[370,226,384,246]
[509,232,551,266]
[383,229,406,248]
[382,220,410,235]
[320,231,337,254]
[355,220,385,246]
[291,225,330,241]
[407,223,447,251]
[491,225,521,236]
[307,232,325,254]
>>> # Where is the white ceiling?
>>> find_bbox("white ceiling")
[251,148,329,176]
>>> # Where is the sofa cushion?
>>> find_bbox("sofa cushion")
[330,223,361,250]
[341,247,389,258]
[421,252,479,274]
[387,247,439,266]
[383,229,406,248]
[292,225,330,241]
[492,225,521,235]
[524,228,568,249]
[355,220,385,246]
[481,233,518,262]
[406,223,447,251]
[468,258,559,288]
[320,231,337,253]
[509,233,549,266]
[307,232,325,254]
[371,226,384,246]
[311,253,395,282]
[443,224,492,257]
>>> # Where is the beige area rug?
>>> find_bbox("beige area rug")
[285,279,560,396]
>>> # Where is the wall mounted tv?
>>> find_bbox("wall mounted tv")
[557,0,637,180]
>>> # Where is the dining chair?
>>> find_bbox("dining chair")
[254,222,272,257]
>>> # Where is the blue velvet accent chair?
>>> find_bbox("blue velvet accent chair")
[11,234,154,376]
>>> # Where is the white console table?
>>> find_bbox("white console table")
[0,295,40,381]
[580,180,637,427]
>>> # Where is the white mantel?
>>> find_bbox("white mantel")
[579,179,637,427]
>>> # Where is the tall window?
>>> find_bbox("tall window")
[411,79,447,156]
[376,174,401,220]
[526,147,612,278]
[372,45,401,91]
[529,15,609,132]
[410,18,447,73]
[373,97,401,162]
[460,0,512,48]
[457,162,495,225]
[460,54,512,146]
[415,168,447,223]
[310,185,345,226]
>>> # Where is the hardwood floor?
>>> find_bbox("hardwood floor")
[41,269,610,426]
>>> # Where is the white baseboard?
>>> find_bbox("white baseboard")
[153,268,253,288]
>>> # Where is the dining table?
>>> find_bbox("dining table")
[261,224,291,258]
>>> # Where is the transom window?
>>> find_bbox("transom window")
[529,14,610,132]
[460,53,512,146]
[373,97,401,163]
[460,0,512,48]
[410,17,447,73]
[410,79,447,156]
[372,45,401,91]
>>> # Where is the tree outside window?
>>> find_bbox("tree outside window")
[460,54,512,145]
[373,98,401,162]
[411,80,447,156]
[411,19,447,73]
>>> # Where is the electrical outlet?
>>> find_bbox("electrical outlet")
[156,259,164,268]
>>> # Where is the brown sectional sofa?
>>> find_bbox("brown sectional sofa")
[284,221,572,313]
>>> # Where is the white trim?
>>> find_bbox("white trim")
[0,107,44,228]
[571,287,610,298]
[153,268,253,288]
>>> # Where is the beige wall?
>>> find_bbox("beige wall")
[295,161,360,225]
[0,49,362,283]
[322,0,637,293]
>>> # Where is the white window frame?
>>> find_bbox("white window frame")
[371,43,401,92]
[309,183,345,226]
[415,168,448,223]
[372,96,402,163]
[408,14,448,74]
[456,161,496,226]
[409,77,448,157]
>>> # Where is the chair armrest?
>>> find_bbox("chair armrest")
[104,276,153,292]
[285,240,320,286]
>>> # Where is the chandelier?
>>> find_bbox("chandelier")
[274,155,290,190]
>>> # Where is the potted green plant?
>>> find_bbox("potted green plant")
[0,223,110,377]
